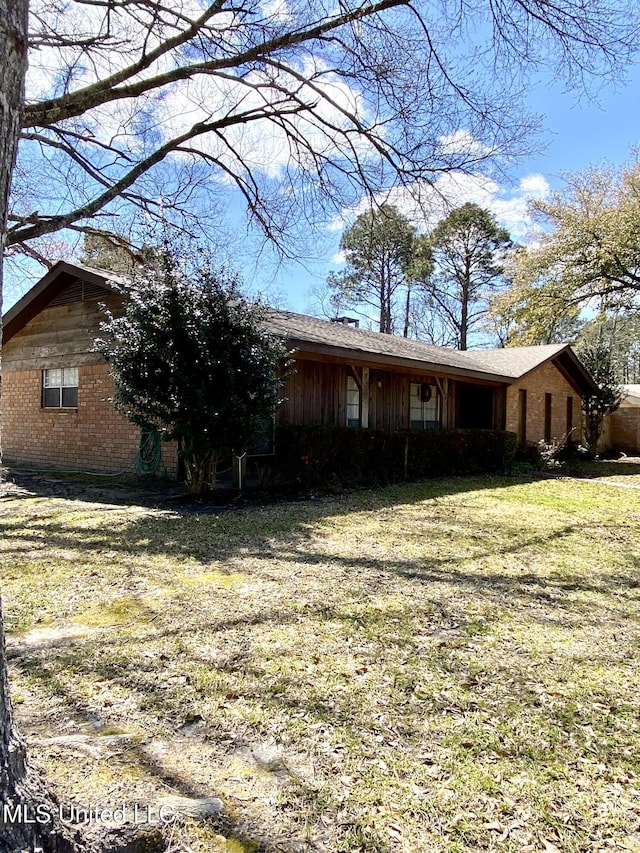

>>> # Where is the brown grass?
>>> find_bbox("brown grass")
[2,469,640,851]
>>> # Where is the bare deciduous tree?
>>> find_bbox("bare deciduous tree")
[7,0,640,267]
[1,0,640,849]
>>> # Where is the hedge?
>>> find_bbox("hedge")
[272,425,517,489]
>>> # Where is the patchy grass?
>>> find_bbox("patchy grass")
[2,471,640,852]
[560,456,640,485]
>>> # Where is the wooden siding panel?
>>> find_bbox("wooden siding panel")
[3,295,124,372]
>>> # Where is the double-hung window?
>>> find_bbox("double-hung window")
[42,367,78,408]
[409,383,439,430]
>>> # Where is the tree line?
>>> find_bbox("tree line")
[327,156,640,387]
[2,0,640,849]
[324,201,512,350]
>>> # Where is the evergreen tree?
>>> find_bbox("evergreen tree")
[577,339,623,454]
[424,203,512,350]
[97,254,288,494]
[327,204,417,334]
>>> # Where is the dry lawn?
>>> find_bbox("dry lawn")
[2,469,640,852]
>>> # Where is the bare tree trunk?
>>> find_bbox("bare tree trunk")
[459,261,471,351]
[1,602,80,851]
[403,282,411,338]
[1,0,30,831]
[0,1,25,257]
[0,4,79,851]
[0,597,30,850]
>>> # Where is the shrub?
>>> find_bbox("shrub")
[274,425,516,489]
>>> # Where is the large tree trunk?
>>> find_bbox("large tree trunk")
[1,604,63,851]
[1,0,31,828]
[1,0,30,813]
[0,599,30,850]
[0,3,76,850]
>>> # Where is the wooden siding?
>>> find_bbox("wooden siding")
[278,357,498,431]
[279,359,344,426]
[2,294,124,372]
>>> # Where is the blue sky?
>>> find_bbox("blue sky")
[249,62,640,316]
[4,54,640,316]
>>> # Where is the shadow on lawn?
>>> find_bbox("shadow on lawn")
[561,457,640,479]
[0,470,530,565]
[4,469,640,850]
[8,562,640,852]
[3,465,529,510]
[3,473,639,621]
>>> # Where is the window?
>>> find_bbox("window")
[566,396,573,435]
[346,375,361,427]
[517,389,527,444]
[410,383,439,430]
[42,367,78,408]
[544,393,552,443]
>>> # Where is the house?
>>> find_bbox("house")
[1,261,598,476]
[604,385,640,455]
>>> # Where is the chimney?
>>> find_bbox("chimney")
[331,316,360,328]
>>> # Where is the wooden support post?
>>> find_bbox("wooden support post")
[404,436,409,479]
[232,453,247,491]
[435,377,450,428]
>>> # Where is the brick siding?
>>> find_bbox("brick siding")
[505,361,581,445]
[1,362,177,475]
[609,408,640,454]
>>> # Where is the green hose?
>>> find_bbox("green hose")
[137,428,162,474]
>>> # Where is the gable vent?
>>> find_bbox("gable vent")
[49,279,112,306]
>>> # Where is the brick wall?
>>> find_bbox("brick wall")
[1,362,178,476]
[505,361,581,445]
[609,408,640,454]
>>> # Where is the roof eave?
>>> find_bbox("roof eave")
[502,344,599,396]
[288,338,514,383]
[2,261,118,345]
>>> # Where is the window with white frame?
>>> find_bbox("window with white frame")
[42,368,78,408]
[409,383,439,430]
[346,375,361,428]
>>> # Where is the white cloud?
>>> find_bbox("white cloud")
[438,130,494,159]
[27,0,206,99]
[490,174,551,240]
[152,58,371,180]
[331,171,552,244]
[25,0,376,190]
[261,0,293,23]
[518,173,550,199]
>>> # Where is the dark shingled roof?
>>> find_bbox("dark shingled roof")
[460,344,568,379]
[263,311,599,393]
[2,260,598,394]
[264,309,504,378]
